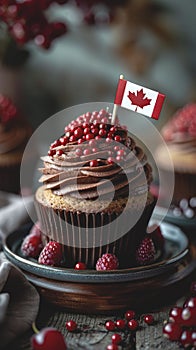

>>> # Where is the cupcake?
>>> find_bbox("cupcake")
[156,103,196,218]
[35,108,156,268]
[0,94,32,193]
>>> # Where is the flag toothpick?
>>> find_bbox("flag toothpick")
[113,75,165,121]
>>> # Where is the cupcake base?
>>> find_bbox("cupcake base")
[35,187,156,268]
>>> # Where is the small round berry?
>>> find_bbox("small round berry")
[111,333,122,345]
[90,160,98,167]
[163,322,182,341]
[83,149,91,156]
[65,320,77,332]
[99,129,107,137]
[85,133,94,141]
[169,306,183,324]
[75,148,82,156]
[180,330,196,348]
[143,314,154,325]
[107,157,115,164]
[74,262,87,270]
[128,319,139,331]
[105,320,116,331]
[114,135,122,142]
[106,344,119,350]
[84,127,90,135]
[116,319,126,330]
[74,127,83,139]
[125,310,136,321]
[69,135,77,142]
[48,149,56,157]
[56,149,64,157]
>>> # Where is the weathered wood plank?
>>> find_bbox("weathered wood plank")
[136,310,180,350]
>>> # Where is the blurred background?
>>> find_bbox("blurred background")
[0,0,196,130]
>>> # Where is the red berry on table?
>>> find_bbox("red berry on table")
[111,333,122,345]
[180,330,196,348]
[116,319,126,330]
[143,314,154,325]
[21,225,44,258]
[74,262,87,270]
[105,320,116,331]
[96,253,119,271]
[163,322,182,341]
[38,241,62,266]
[136,237,156,265]
[65,320,77,332]
[181,306,196,327]
[128,319,139,331]
[106,344,119,350]
[169,306,183,324]
[31,327,67,350]
[125,310,136,321]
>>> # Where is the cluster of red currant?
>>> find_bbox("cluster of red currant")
[163,281,196,349]
[104,310,154,349]
[0,93,18,125]
[48,109,128,165]
[0,0,67,49]
[31,310,154,350]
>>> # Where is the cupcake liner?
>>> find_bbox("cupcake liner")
[35,196,156,268]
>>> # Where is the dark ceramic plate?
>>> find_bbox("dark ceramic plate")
[153,206,196,231]
[3,222,189,284]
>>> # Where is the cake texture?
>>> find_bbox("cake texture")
[156,103,196,218]
[35,109,156,268]
[0,94,32,193]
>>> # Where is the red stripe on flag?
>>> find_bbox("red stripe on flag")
[114,79,127,105]
[151,93,165,120]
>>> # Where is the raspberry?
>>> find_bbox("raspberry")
[96,253,119,271]
[21,224,44,258]
[38,241,63,266]
[136,237,156,265]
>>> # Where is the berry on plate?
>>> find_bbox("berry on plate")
[21,223,44,258]
[136,237,156,265]
[38,241,63,266]
[96,253,119,271]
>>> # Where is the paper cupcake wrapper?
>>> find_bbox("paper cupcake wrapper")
[35,198,155,268]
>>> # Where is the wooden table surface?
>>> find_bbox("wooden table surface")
[5,228,196,350]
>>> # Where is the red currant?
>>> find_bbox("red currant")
[65,320,77,332]
[106,344,119,350]
[125,310,136,321]
[111,333,122,345]
[116,319,126,330]
[169,306,183,324]
[114,135,122,142]
[74,262,87,270]
[90,160,98,167]
[163,322,182,341]
[74,127,83,138]
[83,149,91,156]
[143,314,154,325]
[128,319,139,331]
[105,320,116,331]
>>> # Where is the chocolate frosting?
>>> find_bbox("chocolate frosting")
[39,127,152,200]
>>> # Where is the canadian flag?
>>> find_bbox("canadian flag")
[114,78,165,120]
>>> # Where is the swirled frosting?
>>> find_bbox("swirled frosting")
[39,113,153,200]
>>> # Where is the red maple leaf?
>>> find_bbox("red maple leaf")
[128,89,151,111]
